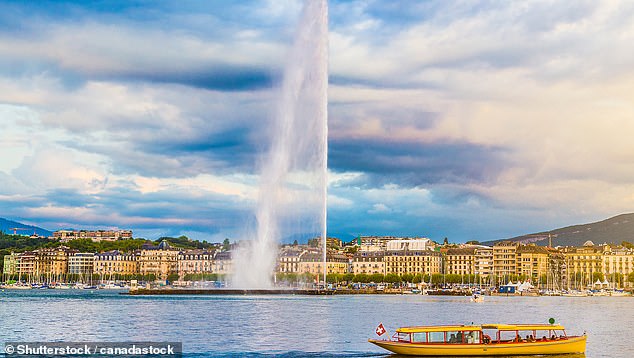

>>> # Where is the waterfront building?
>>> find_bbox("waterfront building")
[444,247,477,276]
[562,242,604,288]
[213,251,232,276]
[278,247,306,273]
[515,245,550,282]
[34,247,75,280]
[384,248,442,276]
[53,229,133,242]
[177,249,215,276]
[2,252,19,277]
[298,252,350,276]
[492,241,519,282]
[474,246,493,279]
[94,250,139,277]
[602,245,634,288]
[351,251,386,275]
[16,251,36,277]
[68,252,95,276]
[355,236,435,252]
[139,241,179,280]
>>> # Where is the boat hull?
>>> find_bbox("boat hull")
[369,335,586,356]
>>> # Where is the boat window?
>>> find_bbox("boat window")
[428,331,444,343]
[535,330,550,341]
[464,331,480,344]
[446,331,462,344]
[412,332,427,343]
[397,333,411,342]
[518,330,535,342]
[498,330,519,343]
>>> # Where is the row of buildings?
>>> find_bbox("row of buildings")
[52,229,133,242]
[3,236,634,288]
[2,241,233,282]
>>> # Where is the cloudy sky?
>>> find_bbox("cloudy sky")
[1,0,634,243]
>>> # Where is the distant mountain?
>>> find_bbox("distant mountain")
[0,218,53,237]
[482,213,634,247]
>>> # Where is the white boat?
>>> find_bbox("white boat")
[561,290,587,297]
[100,282,125,289]
[608,290,631,297]
[4,284,32,290]
[470,293,484,303]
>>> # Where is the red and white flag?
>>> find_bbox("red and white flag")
[375,323,387,336]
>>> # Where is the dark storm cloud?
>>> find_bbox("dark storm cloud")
[329,138,509,187]
[31,186,252,235]
[113,67,275,91]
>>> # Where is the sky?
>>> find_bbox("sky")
[1,0,634,243]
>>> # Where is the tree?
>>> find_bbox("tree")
[166,273,179,284]
[443,237,449,245]
[628,272,634,284]
[342,273,355,283]
[369,273,385,283]
[222,238,231,251]
[412,274,422,284]
[293,239,298,246]
[384,273,400,284]
[431,273,444,285]
[401,273,414,283]
[354,273,369,283]
[326,273,341,283]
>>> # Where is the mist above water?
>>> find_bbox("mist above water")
[232,0,328,288]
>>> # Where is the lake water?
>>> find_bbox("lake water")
[0,290,631,357]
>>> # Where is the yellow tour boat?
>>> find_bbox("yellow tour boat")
[369,322,586,356]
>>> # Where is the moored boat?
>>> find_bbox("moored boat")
[369,323,586,356]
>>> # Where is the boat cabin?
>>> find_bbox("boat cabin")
[395,324,569,345]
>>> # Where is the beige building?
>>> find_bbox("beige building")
[139,242,179,280]
[444,247,477,275]
[177,249,214,276]
[385,250,442,275]
[351,252,385,275]
[516,245,550,281]
[493,241,519,280]
[16,251,36,277]
[474,246,493,278]
[563,242,603,287]
[298,252,349,276]
[94,250,139,277]
[602,245,634,288]
[278,247,305,273]
[54,229,133,242]
[34,247,75,279]
[68,252,95,276]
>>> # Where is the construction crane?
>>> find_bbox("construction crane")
[9,227,30,235]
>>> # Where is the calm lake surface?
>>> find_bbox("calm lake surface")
[1,290,631,357]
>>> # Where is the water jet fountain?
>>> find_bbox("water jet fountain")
[231,0,329,289]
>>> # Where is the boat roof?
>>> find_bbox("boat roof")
[397,325,482,333]
[482,324,566,331]
[396,324,565,333]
